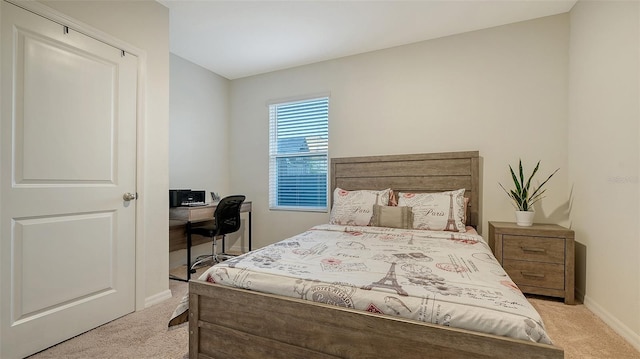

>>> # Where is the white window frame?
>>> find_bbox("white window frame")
[268,95,329,212]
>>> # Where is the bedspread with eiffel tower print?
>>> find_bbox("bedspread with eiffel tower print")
[200,224,552,344]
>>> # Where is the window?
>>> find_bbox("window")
[269,96,329,211]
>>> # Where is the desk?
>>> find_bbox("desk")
[169,201,252,281]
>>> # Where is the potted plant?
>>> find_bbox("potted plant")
[499,160,559,226]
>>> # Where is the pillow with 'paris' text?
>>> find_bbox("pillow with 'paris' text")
[397,189,466,232]
[329,188,391,226]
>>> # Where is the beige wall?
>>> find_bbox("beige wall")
[166,0,640,350]
[169,53,231,268]
[229,14,570,247]
[169,53,230,194]
[39,0,171,306]
[568,0,640,346]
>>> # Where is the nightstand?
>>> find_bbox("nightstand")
[488,221,575,304]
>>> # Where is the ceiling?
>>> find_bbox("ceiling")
[160,0,577,80]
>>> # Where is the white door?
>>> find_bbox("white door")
[0,2,138,358]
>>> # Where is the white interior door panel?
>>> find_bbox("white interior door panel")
[1,2,138,358]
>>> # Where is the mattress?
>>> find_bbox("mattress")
[195,224,552,344]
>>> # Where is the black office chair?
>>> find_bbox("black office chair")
[189,195,246,273]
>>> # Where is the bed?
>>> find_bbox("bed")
[184,151,564,359]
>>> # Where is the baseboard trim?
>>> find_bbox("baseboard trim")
[583,294,640,352]
[144,289,172,309]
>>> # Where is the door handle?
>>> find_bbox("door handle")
[123,192,137,201]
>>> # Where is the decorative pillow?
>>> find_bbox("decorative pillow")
[463,197,470,224]
[398,189,466,232]
[371,205,413,229]
[388,189,398,206]
[329,188,391,226]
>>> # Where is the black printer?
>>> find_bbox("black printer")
[169,189,206,207]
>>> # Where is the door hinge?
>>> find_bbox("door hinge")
[63,25,69,35]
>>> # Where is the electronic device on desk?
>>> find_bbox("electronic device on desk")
[169,189,207,207]
[185,202,206,207]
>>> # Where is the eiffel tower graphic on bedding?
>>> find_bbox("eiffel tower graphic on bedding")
[363,262,408,296]
[444,192,459,232]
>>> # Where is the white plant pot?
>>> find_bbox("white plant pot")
[515,211,535,226]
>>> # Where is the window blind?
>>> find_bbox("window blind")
[269,97,329,211]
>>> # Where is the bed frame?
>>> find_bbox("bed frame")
[188,151,564,359]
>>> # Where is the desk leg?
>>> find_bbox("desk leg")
[186,221,192,280]
[248,211,252,252]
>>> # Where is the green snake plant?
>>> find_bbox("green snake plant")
[499,160,559,212]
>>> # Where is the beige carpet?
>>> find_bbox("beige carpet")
[26,266,208,359]
[29,267,639,359]
[27,282,191,359]
[528,295,640,359]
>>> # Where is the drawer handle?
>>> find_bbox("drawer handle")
[521,247,546,253]
[521,271,545,279]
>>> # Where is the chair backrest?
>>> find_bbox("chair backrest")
[213,195,246,236]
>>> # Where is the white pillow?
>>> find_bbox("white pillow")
[329,188,391,226]
[398,189,466,232]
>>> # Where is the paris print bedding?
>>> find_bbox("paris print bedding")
[196,224,552,344]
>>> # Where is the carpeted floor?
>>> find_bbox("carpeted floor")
[27,279,192,359]
[26,266,209,359]
[528,295,640,358]
[28,266,640,359]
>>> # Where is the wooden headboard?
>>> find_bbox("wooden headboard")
[330,151,480,229]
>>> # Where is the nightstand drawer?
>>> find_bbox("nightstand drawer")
[489,222,575,304]
[502,235,565,264]
[503,259,565,290]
